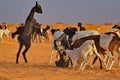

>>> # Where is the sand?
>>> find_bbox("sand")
[0,24,120,80]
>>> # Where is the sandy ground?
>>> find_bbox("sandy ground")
[0,24,120,80]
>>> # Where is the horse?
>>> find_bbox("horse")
[0,25,10,44]
[49,28,70,66]
[14,1,42,64]
[71,30,100,44]
[51,27,101,67]
[31,23,42,43]
[112,25,120,30]
[68,30,120,71]
[31,25,51,43]
[110,25,120,37]
[63,27,78,39]
[0,30,3,44]
[3,25,10,39]
[59,40,105,71]
[40,25,51,42]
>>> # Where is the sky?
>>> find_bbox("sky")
[0,0,120,24]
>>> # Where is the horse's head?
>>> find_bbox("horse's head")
[51,28,60,35]
[63,27,77,39]
[55,34,71,54]
[35,1,42,13]
[112,25,120,30]
[46,25,51,30]
[47,25,52,31]
[110,25,120,37]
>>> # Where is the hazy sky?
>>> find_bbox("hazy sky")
[0,0,120,24]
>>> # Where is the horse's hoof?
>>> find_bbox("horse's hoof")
[90,65,93,69]
[11,33,14,39]
[100,67,103,69]
[16,60,19,64]
[106,69,109,72]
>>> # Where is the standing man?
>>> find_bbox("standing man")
[77,22,86,31]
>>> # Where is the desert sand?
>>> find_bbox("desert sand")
[0,24,120,80]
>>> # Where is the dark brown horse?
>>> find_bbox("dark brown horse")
[16,1,42,64]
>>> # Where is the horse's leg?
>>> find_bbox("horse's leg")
[91,48,106,69]
[99,58,103,69]
[38,33,41,42]
[49,40,55,66]
[91,55,104,69]
[118,53,120,67]
[35,33,38,43]
[80,57,88,71]
[117,48,120,67]
[22,43,31,63]
[96,54,107,70]
[79,61,84,70]
[49,50,53,66]
[56,50,60,60]
[31,33,34,42]
[45,33,49,41]
[33,33,36,42]
[32,33,36,43]
[91,56,103,69]
[91,56,98,68]
[16,43,23,64]
[106,50,115,71]
[68,57,73,66]
[103,54,109,68]
[72,59,77,69]
[92,56,103,69]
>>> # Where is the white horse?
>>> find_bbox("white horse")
[0,29,4,44]
[71,30,100,44]
[59,40,105,71]
[3,28,10,39]
[0,26,10,44]
[49,28,70,66]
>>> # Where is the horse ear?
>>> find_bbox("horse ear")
[36,1,38,6]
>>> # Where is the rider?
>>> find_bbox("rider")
[77,22,86,31]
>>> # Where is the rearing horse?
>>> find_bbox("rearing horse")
[16,2,42,64]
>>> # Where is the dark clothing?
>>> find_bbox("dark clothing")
[79,26,86,31]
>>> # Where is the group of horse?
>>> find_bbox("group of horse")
[9,1,120,72]
[31,24,51,43]
[49,25,120,71]
[12,23,51,43]
[0,24,10,44]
